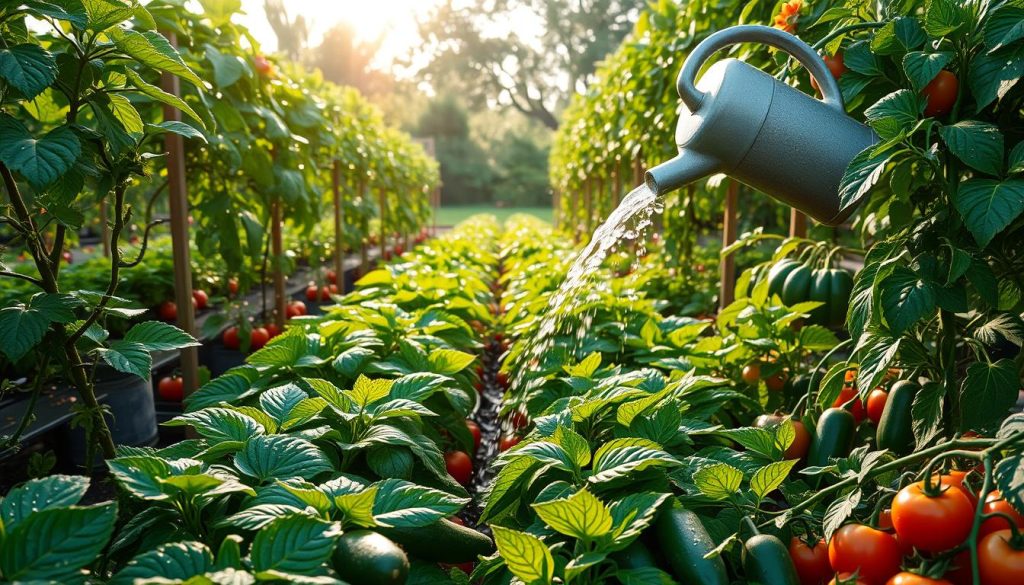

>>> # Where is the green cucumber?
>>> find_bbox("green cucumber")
[827,269,853,328]
[332,530,409,585]
[807,408,856,468]
[612,539,659,569]
[781,264,812,307]
[876,380,920,456]
[376,519,494,564]
[742,533,801,585]
[807,268,831,326]
[767,259,800,298]
[652,504,729,585]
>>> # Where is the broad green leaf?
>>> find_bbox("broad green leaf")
[959,359,1020,431]
[427,348,476,374]
[164,407,265,443]
[388,372,449,402]
[0,502,117,581]
[954,179,1024,248]
[532,488,613,539]
[842,42,882,76]
[332,346,375,377]
[0,44,57,99]
[259,384,308,423]
[491,525,554,585]
[109,541,213,585]
[106,456,172,500]
[924,0,965,37]
[871,17,926,55]
[107,93,144,135]
[146,121,207,142]
[198,0,242,27]
[967,47,1024,111]
[565,352,601,377]
[940,121,1004,176]
[984,6,1024,51]
[334,485,378,527]
[798,325,840,351]
[902,51,951,91]
[278,481,332,514]
[994,454,1024,517]
[912,382,945,447]
[347,375,393,408]
[108,28,202,87]
[96,341,151,378]
[366,446,414,479]
[0,293,80,361]
[82,0,136,31]
[0,115,80,187]
[553,426,591,469]
[220,504,303,531]
[566,551,607,581]
[838,144,899,210]
[233,435,332,482]
[751,460,798,500]
[607,492,670,544]
[693,463,742,500]
[589,445,679,483]
[372,479,469,527]
[184,371,257,412]
[0,475,89,529]
[880,266,935,334]
[479,458,543,523]
[124,320,200,351]
[249,514,341,575]
[203,44,247,88]
[864,90,920,139]
[823,489,862,541]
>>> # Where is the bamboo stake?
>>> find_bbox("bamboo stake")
[271,196,285,330]
[332,160,345,294]
[789,209,807,238]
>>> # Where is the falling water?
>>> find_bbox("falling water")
[508,183,665,399]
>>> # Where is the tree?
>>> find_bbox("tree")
[312,23,392,98]
[415,0,645,129]
[264,0,307,59]
[415,96,495,205]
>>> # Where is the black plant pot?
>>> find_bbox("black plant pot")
[63,368,158,467]
[204,343,246,378]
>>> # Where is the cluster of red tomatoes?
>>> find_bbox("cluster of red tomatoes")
[157,289,209,321]
[789,470,1024,585]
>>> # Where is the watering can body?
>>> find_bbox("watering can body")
[645,26,878,226]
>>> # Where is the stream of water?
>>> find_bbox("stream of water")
[509,183,665,401]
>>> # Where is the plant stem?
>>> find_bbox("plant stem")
[3,354,50,449]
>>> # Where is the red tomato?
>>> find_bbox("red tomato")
[192,289,208,310]
[158,301,177,321]
[465,420,481,451]
[922,70,958,117]
[222,326,240,350]
[499,435,521,451]
[253,54,274,77]
[833,386,866,424]
[742,362,762,385]
[157,376,184,401]
[320,286,333,302]
[444,451,472,485]
[978,529,1024,585]
[891,480,975,553]
[286,301,307,318]
[265,323,281,338]
[789,537,832,585]
[329,284,338,294]
[473,380,484,393]
[765,371,788,392]
[866,388,888,425]
[929,470,977,504]
[787,420,811,460]
[393,244,404,256]
[326,269,338,285]
[62,250,73,263]
[980,490,1024,537]
[306,285,319,302]
[885,573,954,585]
[811,52,847,92]
[250,327,270,351]
[228,278,239,295]
[944,550,972,585]
[828,524,903,585]
[508,411,529,430]
[830,574,870,585]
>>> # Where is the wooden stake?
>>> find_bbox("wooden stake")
[160,32,199,396]
[271,197,285,330]
[720,181,739,310]
[332,161,345,294]
[378,188,387,263]
[789,209,807,238]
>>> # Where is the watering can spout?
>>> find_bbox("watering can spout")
[644,151,720,196]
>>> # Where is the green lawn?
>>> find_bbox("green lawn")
[434,205,553,227]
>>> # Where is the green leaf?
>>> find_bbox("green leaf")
[107,93,144,135]
[334,486,378,527]
[372,479,469,527]
[0,44,57,99]
[0,503,117,581]
[1009,142,1024,175]
[249,514,340,575]
[864,90,920,139]
[427,348,476,374]
[823,489,862,542]
[347,375,393,408]
[366,446,414,479]
[750,460,798,500]
[855,332,902,394]
[109,541,214,585]
[164,407,265,443]
[220,504,303,531]
[0,293,80,361]
[259,384,308,423]
[994,453,1024,517]
[106,456,171,500]
[124,320,200,351]
[607,492,670,544]
[984,6,1024,51]
[871,17,926,55]
[940,121,1004,176]
[0,115,80,187]
[693,463,743,500]
[108,28,202,87]
[798,325,840,351]
[146,121,206,142]
[924,0,965,37]
[902,51,951,92]
[233,435,332,482]
[479,458,543,523]
[880,266,935,334]
[955,179,1024,248]
[838,145,898,210]
[96,341,151,378]
[565,352,602,377]
[491,525,555,585]
[333,346,375,377]
[82,0,136,31]
[589,445,678,483]
[967,46,1024,111]
[959,359,1020,431]
[912,382,945,448]
[532,488,613,539]
[842,42,882,76]
[0,475,89,529]
[553,427,591,469]
[203,44,247,88]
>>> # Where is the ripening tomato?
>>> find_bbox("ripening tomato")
[253,54,274,77]
[508,411,529,430]
[980,490,1024,537]
[444,451,473,485]
[742,362,762,385]
[393,244,404,256]
[286,300,307,318]
[326,269,338,285]
[157,375,184,401]
[250,327,270,351]
[811,51,846,92]
[830,574,870,585]
[228,278,239,295]
[319,286,333,302]
[866,388,888,425]
[192,288,207,311]
[891,480,975,553]
[499,435,521,451]
[222,326,240,350]
[922,70,958,117]
[158,301,177,321]
[845,368,858,384]
[306,285,319,302]
[465,420,481,451]
[828,524,903,585]
[788,420,811,460]
[789,537,832,585]
[944,550,972,585]
[766,370,788,392]
[265,323,281,338]
[833,386,866,424]
[885,573,954,585]
[929,470,977,504]
[978,529,1024,585]
[62,250,73,263]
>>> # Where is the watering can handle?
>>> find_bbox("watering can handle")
[677,25,844,112]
